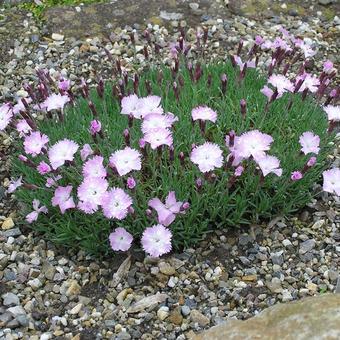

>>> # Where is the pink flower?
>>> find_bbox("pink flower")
[0,103,13,131]
[260,85,275,100]
[109,227,133,251]
[16,119,32,137]
[37,161,51,175]
[139,96,164,118]
[272,37,292,51]
[58,79,71,91]
[127,177,136,189]
[25,199,48,224]
[77,177,108,214]
[144,128,173,150]
[101,188,133,220]
[324,105,340,122]
[52,185,76,214]
[255,155,282,177]
[307,156,317,167]
[322,168,340,196]
[191,106,218,123]
[12,98,32,115]
[255,35,264,45]
[234,166,244,177]
[89,120,102,136]
[323,60,334,74]
[268,74,294,95]
[234,130,273,160]
[80,144,94,161]
[141,113,178,133]
[141,224,172,257]
[291,171,303,181]
[190,142,223,173]
[48,139,79,169]
[295,40,316,58]
[121,94,141,118]
[299,132,320,155]
[24,131,49,157]
[148,191,183,226]
[45,175,62,188]
[41,93,69,111]
[296,73,320,93]
[82,155,107,179]
[7,177,22,194]
[109,147,142,176]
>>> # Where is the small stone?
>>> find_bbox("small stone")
[271,251,284,265]
[168,276,178,288]
[1,217,14,230]
[7,305,26,316]
[267,278,283,293]
[66,280,81,296]
[318,0,333,5]
[282,239,292,247]
[299,239,316,254]
[16,314,29,327]
[52,33,64,41]
[191,310,210,327]
[2,293,20,306]
[159,262,176,276]
[307,283,318,293]
[281,290,293,302]
[169,307,183,325]
[2,228,21,237]
[157,306,169,321]
[181,305,191,317]
[28,278,42,291]
[69,303,82,315]
[189,3,199,10]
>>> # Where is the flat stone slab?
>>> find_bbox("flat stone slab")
[43,0,230,39]
[194,294,340,340]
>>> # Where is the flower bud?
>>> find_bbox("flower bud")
[240,99,246,118]
[127,177,136,189]
[124,129,130,146]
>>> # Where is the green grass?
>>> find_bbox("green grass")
[12,60,332,257]
[19,0,106,20]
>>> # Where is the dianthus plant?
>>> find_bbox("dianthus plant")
[2,27,339,257]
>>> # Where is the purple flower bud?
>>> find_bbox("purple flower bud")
[123,129,130,146]
[221,74,227,95]
[139,138,146,149]
[97,78,104,98]
[181,202,190,212]
[88,101,98,117]
[228,130,236,148]
[133,74,139,94]
[128,206,135,215]
[307,157,316,167]
[90,120,101,136]
[291,171,303,181]
[240,99,246,118]
[179,151,185,166]
[234,166,244,177]
[143,45,149,59]
[169,145,174,162]
[195,178,203,190]
[203,26,208,43]
[255,35,264,46]
[19,154,28,162]
[237,39,243,56]
[146,209,152,217]
[127,177,136,189]
[58,78,71,92]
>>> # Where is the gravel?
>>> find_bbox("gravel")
[0,0,339,339]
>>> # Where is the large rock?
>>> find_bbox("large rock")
[194,294,340,340]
